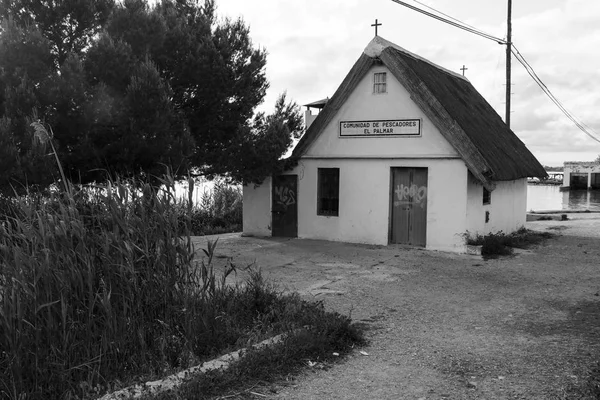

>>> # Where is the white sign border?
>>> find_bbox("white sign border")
[339,119,422,138]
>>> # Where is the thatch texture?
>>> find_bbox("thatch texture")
[383,46,547,181]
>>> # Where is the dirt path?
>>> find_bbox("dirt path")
[192,220,600,399]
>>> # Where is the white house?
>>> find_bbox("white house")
[243,36,547,253]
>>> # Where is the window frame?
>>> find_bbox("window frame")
[373,72,387,94]
[317,168,340,217]
[483,187,491,205]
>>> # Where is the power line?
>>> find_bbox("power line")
[390,0,506,45]
[411,0,481,33]
[391,0,600,143]
[511,45,600,144]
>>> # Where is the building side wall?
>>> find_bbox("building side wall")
[466,177,527,235]
[304,65,460,158]
[288,158,468,253]
[242,177,272,237]
[563,162,600,189]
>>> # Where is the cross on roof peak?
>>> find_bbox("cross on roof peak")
[371,19,382,36]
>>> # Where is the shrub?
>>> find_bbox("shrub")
[465,228,553,258]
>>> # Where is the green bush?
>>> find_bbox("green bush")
[0,177,327,400]
[466,228,553,258]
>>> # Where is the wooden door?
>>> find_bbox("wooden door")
[390,168,428,246]
[272,175,298,237]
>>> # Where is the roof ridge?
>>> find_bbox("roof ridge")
[364,36,468,82]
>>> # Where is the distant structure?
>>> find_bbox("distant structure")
[561,162,600,191]
[243,36,546,253]
[303,98,328,130]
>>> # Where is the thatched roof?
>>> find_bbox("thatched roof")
[292,36,547,189]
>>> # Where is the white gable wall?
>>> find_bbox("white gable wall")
[290,64,469,251]
[304,65,459,158]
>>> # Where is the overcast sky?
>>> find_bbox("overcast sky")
[215,0,600,166]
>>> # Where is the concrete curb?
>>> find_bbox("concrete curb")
[526,213,569,221]
[528,210,600,214]
[97,333,287,400]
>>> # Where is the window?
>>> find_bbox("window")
[374,72,387,93]
[317,168,339,216]
[483,187,491,205]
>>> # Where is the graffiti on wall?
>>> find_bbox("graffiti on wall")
[274,186,296,209]
[394,184,427,208]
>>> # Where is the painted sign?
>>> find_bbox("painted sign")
[340,119,421,137]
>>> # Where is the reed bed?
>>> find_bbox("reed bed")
[175,180,243,236]
[0,176,314,399]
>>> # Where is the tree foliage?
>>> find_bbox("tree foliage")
[0,0,115,66]
[0,0,303,193]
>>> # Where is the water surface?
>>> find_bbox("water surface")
[527,185,600,211]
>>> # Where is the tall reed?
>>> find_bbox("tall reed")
[0,174,262,399]
[176,179,243,235]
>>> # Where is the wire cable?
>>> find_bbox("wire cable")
[391,0,600,144]
[390,0,506,44]
[412,0,481,32]
[511,45,600,143]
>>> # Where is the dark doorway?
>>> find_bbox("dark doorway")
[570,173,588,190]
[390,167,428,246]
[272,175,298,237]
[591,173,600,190]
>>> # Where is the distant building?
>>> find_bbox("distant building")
[562,162,600,190]
[243,36,546,253]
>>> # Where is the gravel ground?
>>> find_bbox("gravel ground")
[192,215,600,399]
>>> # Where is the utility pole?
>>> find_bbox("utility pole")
[506,0,512,128]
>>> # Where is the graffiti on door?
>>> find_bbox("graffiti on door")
[394,184,427,208]
[274,186,296,209]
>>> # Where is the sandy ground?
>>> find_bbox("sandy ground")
[192,214,600,399]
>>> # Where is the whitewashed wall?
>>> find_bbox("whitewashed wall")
[288,158,468,252]
[242,177,272,237]
[466,176,527,235]
[306,65,460,158]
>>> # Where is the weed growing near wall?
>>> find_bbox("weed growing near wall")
[466,228,554,258]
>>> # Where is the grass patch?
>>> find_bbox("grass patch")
[580,361,600,399]
[562,361,600,399]
[466,227,554,258]
[146,306,365,399]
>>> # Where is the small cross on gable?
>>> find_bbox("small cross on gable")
[371,19,382,36]
[460,65,468,76]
